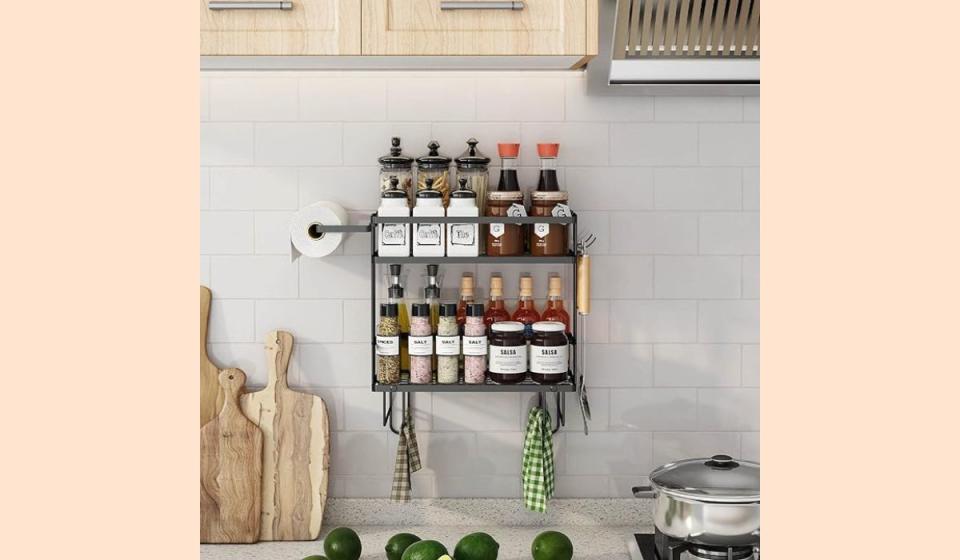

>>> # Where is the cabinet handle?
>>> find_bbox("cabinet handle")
[440,1,525,10]
[208,1,293,10]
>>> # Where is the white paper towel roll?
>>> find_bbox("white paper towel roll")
[289,201,349,260]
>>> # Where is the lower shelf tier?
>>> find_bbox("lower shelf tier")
[374,376,575,393]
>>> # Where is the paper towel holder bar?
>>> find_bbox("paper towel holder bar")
[308,224,371,233]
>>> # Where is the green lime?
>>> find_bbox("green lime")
[386,533,422,560]
[531,531,573,560]
[453,532,499,560]
[401,539,449,560]
[323,527,362,560]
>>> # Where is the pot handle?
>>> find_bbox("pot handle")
[632,485,656,498]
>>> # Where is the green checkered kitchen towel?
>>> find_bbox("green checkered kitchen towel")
[390,407,422,502]
[521,406,556,513]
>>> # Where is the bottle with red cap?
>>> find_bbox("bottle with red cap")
[485,143,526,256]
[530,143,570,256]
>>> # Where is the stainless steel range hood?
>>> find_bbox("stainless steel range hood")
[588,0,759,95]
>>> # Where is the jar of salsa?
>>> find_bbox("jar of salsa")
[488,321,527,384]
[530,321,569,384]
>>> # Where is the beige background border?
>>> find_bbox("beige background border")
[2,1,959,559]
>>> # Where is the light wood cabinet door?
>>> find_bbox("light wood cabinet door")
[201,0,360,55]
[361,0,588,56]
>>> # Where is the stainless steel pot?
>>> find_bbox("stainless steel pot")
[633,455,760,547]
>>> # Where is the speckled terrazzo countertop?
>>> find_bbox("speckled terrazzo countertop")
[201,525,647,560]
[201,499,653,560]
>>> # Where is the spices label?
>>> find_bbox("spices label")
[530,345,569,374]
[489,223,505,238]
[449,224,476,246]
[551,203,572,218]
[435,335,460,356]
[507,203,528,217]
[462,335,488,356]
[534,223,550,238]
[489,345,528,374]
[408,335,433,356]
[376,335,400,356]
[380,224,407,246]
[415,224,442,246]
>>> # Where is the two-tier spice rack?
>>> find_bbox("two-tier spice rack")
[314,213,581,434]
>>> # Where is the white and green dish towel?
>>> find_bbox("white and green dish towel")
[522,406,556,512]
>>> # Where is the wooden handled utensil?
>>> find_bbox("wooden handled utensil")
[240,330,330,541]
[200,369,262,544]
[200,286,225,427]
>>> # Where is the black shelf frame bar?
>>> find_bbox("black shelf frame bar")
[358,212,579,434]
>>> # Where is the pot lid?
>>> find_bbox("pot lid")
[650,455,760,503]
[379,137,414,167]
[416,140,452,169]
[455,138,491,169]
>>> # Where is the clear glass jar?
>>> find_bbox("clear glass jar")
[379,137,415,203]
[463,303,487,384]
[436,303,460,384]
[409,303,433,384]
[455,138,491,215]
[416,140,452,206]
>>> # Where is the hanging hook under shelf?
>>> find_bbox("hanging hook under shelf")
[537,391,565,434]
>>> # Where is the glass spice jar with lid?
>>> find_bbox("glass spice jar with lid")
[436,303,460,384]
[409,303,434,384]
[463,303,488,384]
[454,138,491,215]
[488,321,527,384]
[416,140,453,206]
[378,137,415,203]
[376,303,401,384]
[529,321,569,384]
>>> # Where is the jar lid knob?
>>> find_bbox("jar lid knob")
[427,140,440,156]
[466,137,479,155]
[390,136,402,156]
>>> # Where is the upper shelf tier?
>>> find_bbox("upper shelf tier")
[374,254,576,264]
[370,215,576,225]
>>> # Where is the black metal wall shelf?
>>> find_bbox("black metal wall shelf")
[374,254,576,264]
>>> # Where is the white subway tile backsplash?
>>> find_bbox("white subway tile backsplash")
[655,97,743,122]
[591,256,654,298]
[255,123,342,166]
[565,167,655,211]
[700,212,760,255]
[609,212,699,255]
[698,300,760,343]
[387,77,477,121]
[698,389,760,431]
[609,388,698,431]
[208,300,256,343]
[654,167,742,210]
[610,123,698,166]
[610,301,698,343]
[477,77,564,121]
[210,167,299,210]
[654,256,742,299]
[201,123,254,166]
[742,345,760,387]
[342,123,432,166]
[200,73,759,499]
[654,344,741,387]
[565,76,654,122]
[565,432,653,475]
[254,211,293,254]
[255,300,342,343]
[652,432,741,467]
[300,76,387,122]
[210,77,298,122]
[300,256,369,299]
[742,256,760,298]
[210,256,298,299]
[699,123,760,166]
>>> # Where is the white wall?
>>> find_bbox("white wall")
[200,70,759,498]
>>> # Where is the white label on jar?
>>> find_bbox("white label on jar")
[450,224,476,246]
[376,336,399,356]
[489,345,528,374]
[380,224,406,246]
[416,224,442,246]
[462,335,488,355]
[530,345,569,374]
[507,203,527,217]
[551,203,572,218]
[489,223,505,238]
[408,335,433,356]
[534,223,550,238]
[435,335,460,356]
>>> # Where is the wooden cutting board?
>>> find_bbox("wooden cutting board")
[200,369,263,544]
[200,286,225,427]
[240,331,330,541]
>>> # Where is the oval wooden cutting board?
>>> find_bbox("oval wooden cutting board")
[200,286,225,427]
[241,330,330,541]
